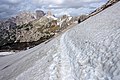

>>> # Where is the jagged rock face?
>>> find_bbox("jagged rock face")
[0,11,42,47]
[0,11,36,31]
[15,24,42,42]
[0,13,59,50]
[0,13,58,48]
[0,18,17,47]
[45,11,58,21]
[15,16,59,42]
[0,10,77,49]
[0,18,16,30]
[58,15,74,30]
[15,11,35,26]
[78,15,89,23]
[0,14,75,46]
[0,29,16,47]
[36,10,45,19]
[15,24,50,43]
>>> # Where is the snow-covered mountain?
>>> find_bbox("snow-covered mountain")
[0,0,120,80]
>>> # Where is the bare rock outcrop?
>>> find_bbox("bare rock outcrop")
[36,10,45,19]
[78,0,119,24]
[0,11,76,50]
[89,0,119,17]
[15,11,35,26]
[58,15,74,30]
[78,15,89,23]
[0,14,58,50]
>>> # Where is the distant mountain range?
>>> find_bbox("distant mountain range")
[0,10,78,51]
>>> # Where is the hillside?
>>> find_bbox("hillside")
[0,0,120,80]
[0,12,76,51]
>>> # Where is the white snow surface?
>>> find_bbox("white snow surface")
[1,2,120,80]
[0,52,15,56]
[46,15,58,20]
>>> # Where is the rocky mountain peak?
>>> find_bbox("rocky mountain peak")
[36,10,45,19]
[45,11,57,20]
[15,11,35,25]
[46,11,52,16]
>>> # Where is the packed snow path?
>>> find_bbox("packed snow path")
[0,1,120,80]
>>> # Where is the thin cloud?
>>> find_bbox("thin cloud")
[0,0,107,19]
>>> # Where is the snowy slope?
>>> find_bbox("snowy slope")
[0,1,120,80]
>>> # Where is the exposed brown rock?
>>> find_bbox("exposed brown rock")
[78,15,89,23]
[15,11,35,26]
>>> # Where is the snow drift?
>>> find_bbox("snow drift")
[0,1,120,80]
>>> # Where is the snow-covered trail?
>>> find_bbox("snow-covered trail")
[1,1,120,80]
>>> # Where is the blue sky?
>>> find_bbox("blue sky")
[0,0,108,19]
